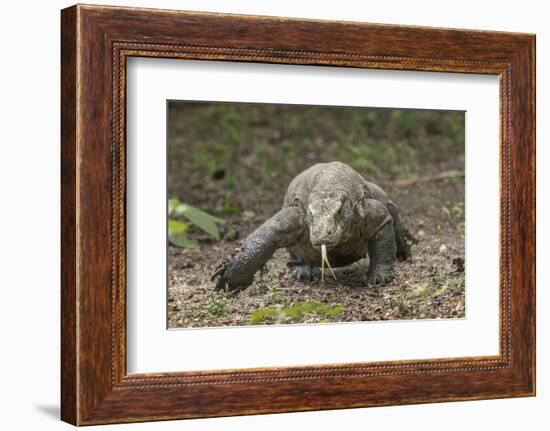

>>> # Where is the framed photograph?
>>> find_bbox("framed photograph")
[61,4,535,425]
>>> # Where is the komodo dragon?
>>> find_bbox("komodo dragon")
[212,161,411,292]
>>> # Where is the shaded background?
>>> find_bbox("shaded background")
[168,102,465,221]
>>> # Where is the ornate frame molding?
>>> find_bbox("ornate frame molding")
[61,5,534,425]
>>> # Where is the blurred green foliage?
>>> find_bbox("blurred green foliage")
[168,198,225,248]
[168,102,464,222]
[249,301,344,325]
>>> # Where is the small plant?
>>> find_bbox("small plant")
[249,301,344,325]
[389,274,465,319]
[389,296,411,316]
[207,290,232,317]
[221,200,240,215]
[168,198,225,248]
[257,266,281,303]
[442,202,465,230]
[409,274,465,300]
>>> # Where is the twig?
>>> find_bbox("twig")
[390,170,465,187]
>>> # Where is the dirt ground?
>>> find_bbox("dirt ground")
[167,176,465,328]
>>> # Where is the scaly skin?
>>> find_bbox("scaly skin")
[212,162,411,291]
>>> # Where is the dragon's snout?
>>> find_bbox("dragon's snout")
[310,238,337,249]
[310,230,340,250]
[309,220,342,250]
[307,192,349,250]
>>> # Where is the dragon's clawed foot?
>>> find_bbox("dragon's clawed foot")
[211,255,253,293]
[289,264,320,281]
[366,266,395,286]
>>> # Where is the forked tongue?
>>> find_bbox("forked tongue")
[321,243,339,285]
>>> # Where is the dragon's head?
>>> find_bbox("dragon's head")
[306,190,354,251]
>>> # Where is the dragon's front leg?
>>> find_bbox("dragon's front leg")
[366,221,397,285]
[212,206,305,292]
[359,199,397,285]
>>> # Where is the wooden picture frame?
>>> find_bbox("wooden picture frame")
[61,4,535,425]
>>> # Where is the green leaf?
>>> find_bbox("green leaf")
[168,198,180,216]
[175,203,225,240]
[168,219,189,235]
[175,203,225,224]
[169,232,198,248]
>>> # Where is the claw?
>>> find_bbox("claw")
[366,261,395,285]
[366,269,394,286]
[211,257,232,291]
[291,264,319,281]
[211,253,254,292]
